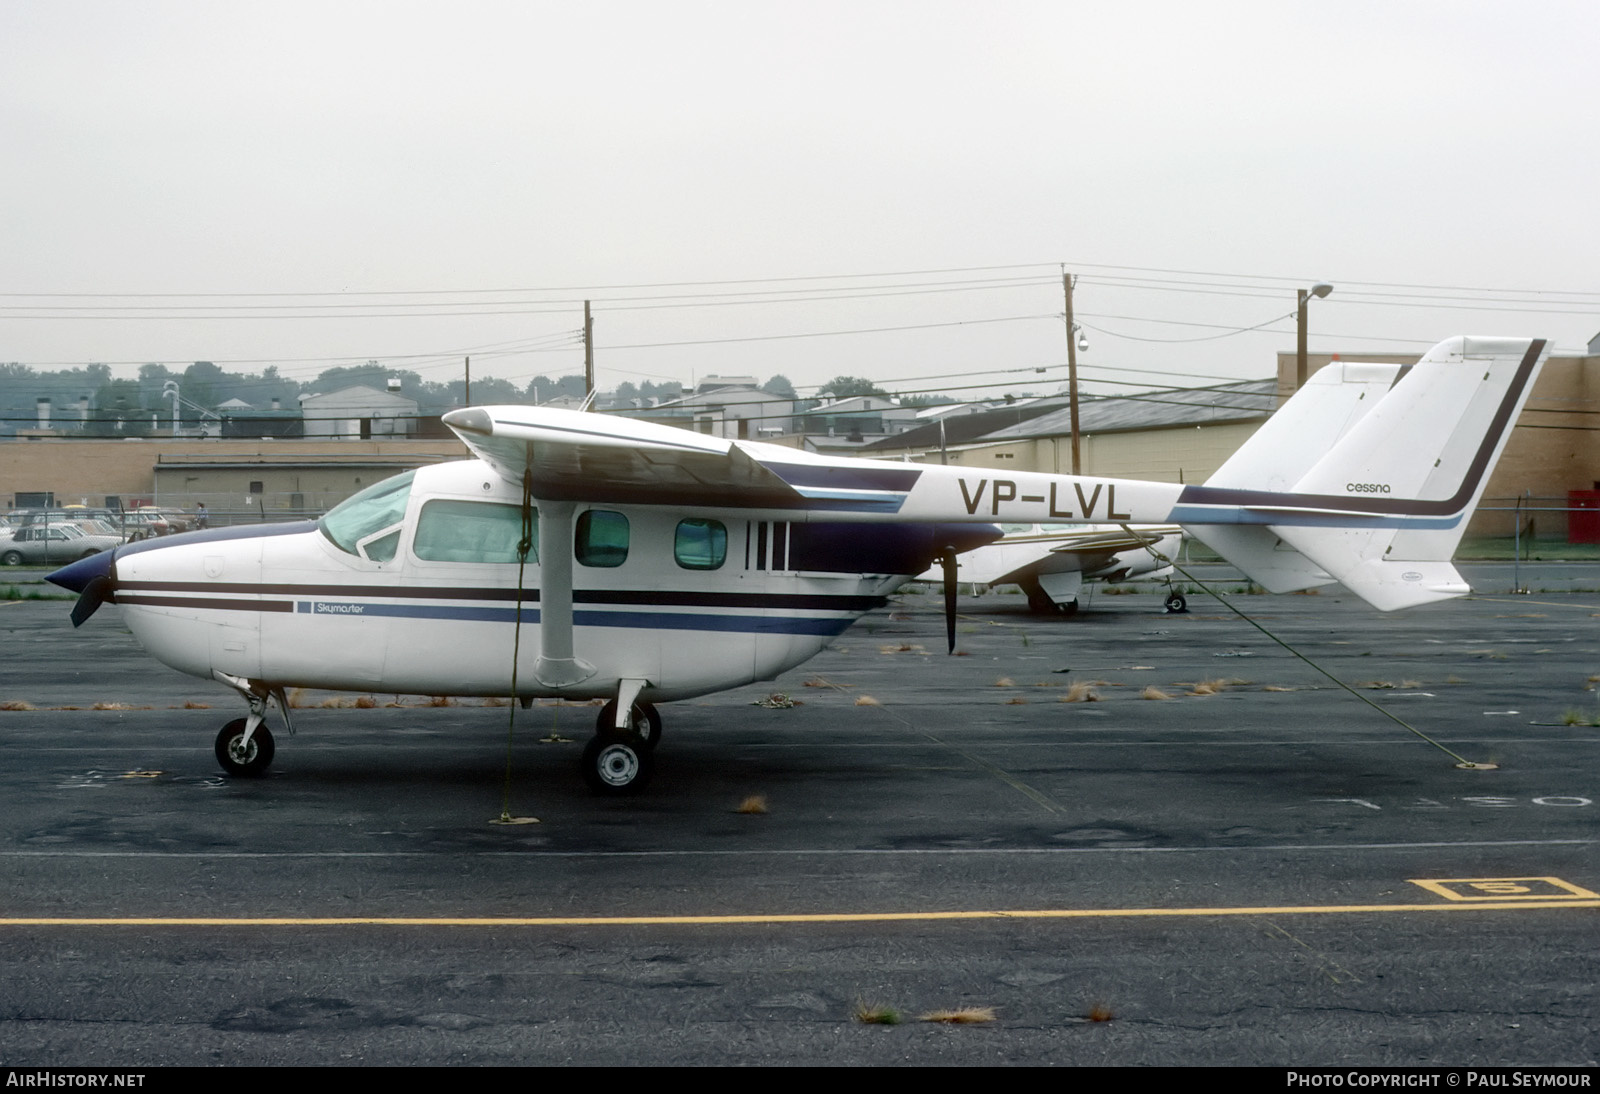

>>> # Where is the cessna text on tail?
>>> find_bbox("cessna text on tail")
[49,336,1547,794]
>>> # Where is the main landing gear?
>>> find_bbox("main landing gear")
[581,697,662,796]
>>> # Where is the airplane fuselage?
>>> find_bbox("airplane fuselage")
[92,459,993,703]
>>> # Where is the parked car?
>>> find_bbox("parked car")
[124,507,191,539]
[0,524,122,566]
[69,519,136,543]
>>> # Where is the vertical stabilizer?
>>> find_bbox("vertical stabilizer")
[1186,362,1403,593]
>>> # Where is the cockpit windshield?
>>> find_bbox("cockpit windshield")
[318,471,415,558]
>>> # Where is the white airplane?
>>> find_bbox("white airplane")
[913,522,1186,614]
[48,336,1547,795]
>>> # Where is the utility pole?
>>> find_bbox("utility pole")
[1295,282,1333,391]
[464,356,470,406]
[1295,288,1309,390]
[583,300,595,397]
[1062,271,1082,475]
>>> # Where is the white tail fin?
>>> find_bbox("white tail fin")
[1185,336,1548,610]
[1190,361,1405,593]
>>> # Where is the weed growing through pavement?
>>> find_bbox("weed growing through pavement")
[854,1001,900,1025]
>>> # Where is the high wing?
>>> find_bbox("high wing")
[443,405,958,515]
[441,406,805,509]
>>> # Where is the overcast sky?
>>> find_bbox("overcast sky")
[2,1,1596,402]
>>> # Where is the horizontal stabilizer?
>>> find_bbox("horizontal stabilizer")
[1192,525,1334,594]
[1280,553,1469,612]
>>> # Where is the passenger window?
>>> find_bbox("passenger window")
[674,518,726,570]
[414,499,537,563]
[575,510,629,568]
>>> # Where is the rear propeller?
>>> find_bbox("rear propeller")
[939,547,959,654]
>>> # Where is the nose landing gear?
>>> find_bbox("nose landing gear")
[211,675,291,777]
[215,718,275,777]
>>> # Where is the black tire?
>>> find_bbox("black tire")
[80,549,100,560]
[581,732,654,796]
[1164,593,1188,613]
[0,551,21,566]
[1058,598,1080,617]
[215,718,275,777]
[1019,576,1058,614]
[594,699,663,750]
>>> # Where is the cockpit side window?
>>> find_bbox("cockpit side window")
[413,499,538,564]
[360,528,402,562]
[318,471,415,557]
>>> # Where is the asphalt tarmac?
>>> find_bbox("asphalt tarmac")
[0,566,1596,1066]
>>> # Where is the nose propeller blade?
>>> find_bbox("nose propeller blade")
[49,549,117,628]
[70,575,114,628]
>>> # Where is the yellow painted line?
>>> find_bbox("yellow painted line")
[2,901,1597,927]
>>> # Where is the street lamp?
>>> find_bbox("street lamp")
[1295,282,1334,389]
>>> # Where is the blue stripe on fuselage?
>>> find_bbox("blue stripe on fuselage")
[293,599,853,635]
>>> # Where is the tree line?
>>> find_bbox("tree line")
[0,361,947,437]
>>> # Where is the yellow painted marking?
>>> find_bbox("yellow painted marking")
[1,900,1597,928]
[1409,876,1599,902]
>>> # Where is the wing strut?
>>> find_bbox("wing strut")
[534,498,597,688]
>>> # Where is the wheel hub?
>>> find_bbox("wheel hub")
[596,743,640,786]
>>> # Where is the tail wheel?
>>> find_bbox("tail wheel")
[581,732,654,796]
[1164,592,1188,613]
[215,718,275,777]
[594,699,663,750]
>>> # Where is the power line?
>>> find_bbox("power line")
[0,262,1062,299]
[600,313,1055,352]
